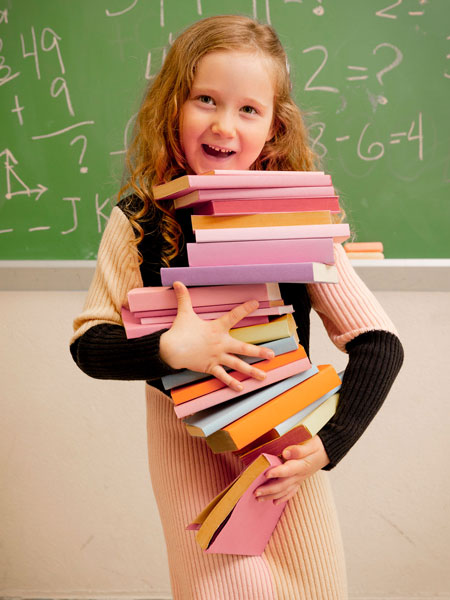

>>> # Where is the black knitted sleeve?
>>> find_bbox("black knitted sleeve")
[70,323,181,382]
[318,329,404,469]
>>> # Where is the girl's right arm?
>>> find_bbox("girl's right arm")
[70,206,272,384]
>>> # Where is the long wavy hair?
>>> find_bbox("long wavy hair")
[119,15,319,266]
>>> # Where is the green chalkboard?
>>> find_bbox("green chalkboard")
[1,0,449,259]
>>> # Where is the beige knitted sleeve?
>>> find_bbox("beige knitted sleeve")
[307,243,398,352]
[71,206,143,344]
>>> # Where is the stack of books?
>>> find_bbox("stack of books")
[121,170,349,555]
[344,241,384,260]
[154,170,351,287]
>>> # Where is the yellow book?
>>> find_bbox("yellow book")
[230,313,298,345]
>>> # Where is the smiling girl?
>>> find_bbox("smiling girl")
[70,15,403,599]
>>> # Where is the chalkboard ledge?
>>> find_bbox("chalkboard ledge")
[1,260,449,292]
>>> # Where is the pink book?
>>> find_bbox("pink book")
[193,196,340,215]
[153,172,333,201]
[134,299,280,318]
[128,283,281,312]
[187,238,334,267]
[174,357,312,418]
[140,305,293,324]
[195,223,351,243]
[174,185,336,208]
[187,453,285,556]
[122,307,267,339]
[140,313,269,326]
[160,262,338,287]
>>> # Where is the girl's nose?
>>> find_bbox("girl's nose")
[211,112,235,138]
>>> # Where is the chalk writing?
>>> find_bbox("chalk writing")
[69,136,88,174]
[0,149,48,201]
[61,197,80,234]
[11,96,24,125]
[0,38,20,86]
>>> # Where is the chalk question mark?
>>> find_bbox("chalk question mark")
[313,0,324,16]
[70,135,88,173]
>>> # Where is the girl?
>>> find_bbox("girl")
[70,15,403,600]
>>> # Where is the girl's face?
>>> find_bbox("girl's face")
[180,50,275,174]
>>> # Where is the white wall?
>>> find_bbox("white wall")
[1,289,449,600]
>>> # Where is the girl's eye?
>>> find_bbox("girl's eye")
[241,105,257,115]
[198,95,214,105]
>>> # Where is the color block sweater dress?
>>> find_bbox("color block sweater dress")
[70,198,404,600]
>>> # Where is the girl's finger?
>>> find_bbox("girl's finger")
[233,340,275,361]
[172,281,194,316]
[221,300,259,329]
[220,354,267,381]
[209,364,244,392]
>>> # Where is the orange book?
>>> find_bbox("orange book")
[191,211,332,230]
[204,365,341,453]
[170,346,307,405]
[344,242,383,253]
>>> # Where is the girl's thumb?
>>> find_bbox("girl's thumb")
[172,281,192,313]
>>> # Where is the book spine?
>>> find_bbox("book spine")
[175,185,337,208]
[183,366,319,437]
[128,282,281,312]
[140,306,292,323]
[194,223,351,243]
[140,313,269,326]
[192,197,341,215]
[155,173,333,200]
[191,211,332,230]
[187,239,335,267]
[173,357,312,418]
[160,263,338,287]
[208,365,341,451]
[134,299,280,318]
[171,347,307,405]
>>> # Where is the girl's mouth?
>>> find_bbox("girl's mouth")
[202,144,236,159]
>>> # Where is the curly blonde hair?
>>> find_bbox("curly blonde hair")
[119,15,319,266]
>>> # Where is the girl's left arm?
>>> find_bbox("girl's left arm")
[255,243,403,503]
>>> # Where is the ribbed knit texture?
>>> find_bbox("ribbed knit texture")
[146,385,348,600]
[319,329,404,469]
[307,243,398,351]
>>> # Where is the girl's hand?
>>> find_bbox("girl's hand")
[159,281,275,391]
[254,436,330,505]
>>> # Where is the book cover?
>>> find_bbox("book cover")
[127,282,281,312]
[238,391,340,467]
[344,242,383,253]
[183,366,319,438]
[160,262,338,287]
[134,299,283,318]
[191,211,332,230]
[173,185,337,209]
[187,453,285,555]
[153,171,332,200]
[121,307,267,339]
[193,196,341,215]
[161,335,299,390]
[346,252,384,260]
[140,305,293,324]
[187,238,335,267]
[204,364,341,453]
[194,223,351,243]
[174,357,312,419]
[171,347,308,405]
[229,314,298,345]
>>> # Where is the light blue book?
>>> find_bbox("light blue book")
[274,385,341,436]
[161,335,299,390]
[183,365,319,438]
[274,370,344,435]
